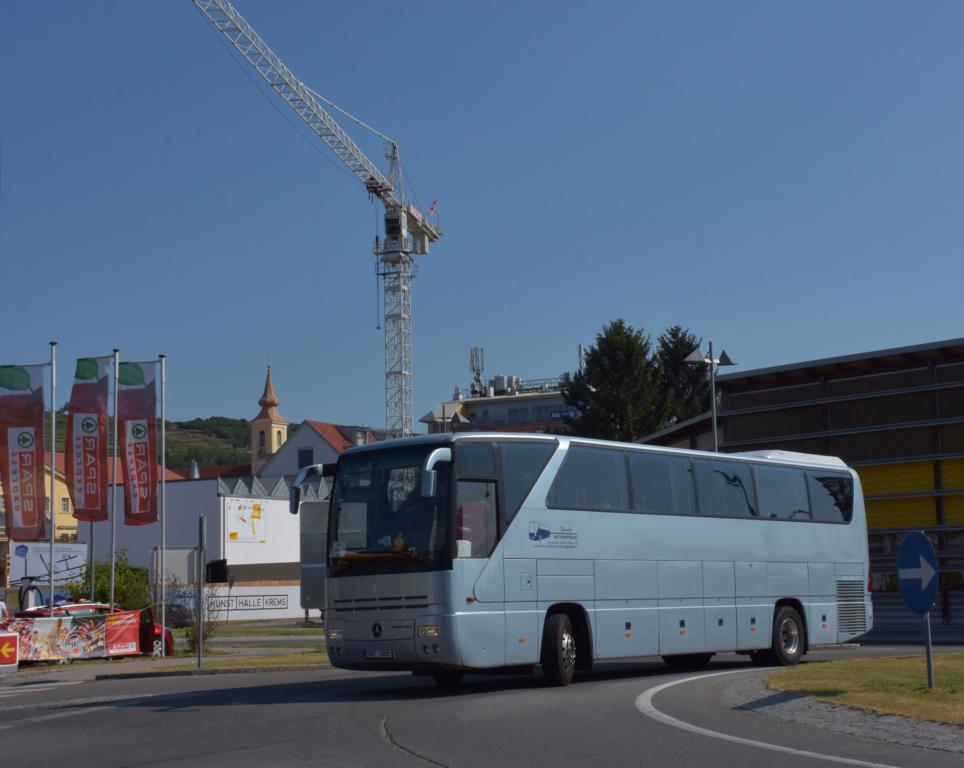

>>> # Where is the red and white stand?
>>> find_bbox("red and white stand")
[0,633,19,676]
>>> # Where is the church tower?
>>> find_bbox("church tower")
[251,366,289,474]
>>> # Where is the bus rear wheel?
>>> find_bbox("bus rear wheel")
[542,613,577,686]
[661,653,713,670]
[756,605,805,666]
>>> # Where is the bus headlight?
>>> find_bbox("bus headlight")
[327,628,343,640]
[418,625,442,638]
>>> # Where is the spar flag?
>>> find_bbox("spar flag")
[66,357,110,522]
[118,361,158,526]
[0,365,47,541]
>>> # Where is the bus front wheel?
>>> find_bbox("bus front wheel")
[542,613,577,686]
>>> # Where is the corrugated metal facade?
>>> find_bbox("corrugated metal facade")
[647,338,964,641]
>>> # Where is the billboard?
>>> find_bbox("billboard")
[8,541,87,585]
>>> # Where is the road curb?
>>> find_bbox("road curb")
[95,663,332,681]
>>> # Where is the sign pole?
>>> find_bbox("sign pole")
[48,341,57,609]
[109,348,119,608]
[159,354,166,657]
[925,611,934,689]
[197,512,204,669]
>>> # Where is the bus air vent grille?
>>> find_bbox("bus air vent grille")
[332,595,430,613]
[836,580,866,634]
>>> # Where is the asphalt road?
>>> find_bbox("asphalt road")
[0,646,960,768]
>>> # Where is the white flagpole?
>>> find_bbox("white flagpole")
[159,354,166,656]
[48,341,57,609]
[110,348,119,608]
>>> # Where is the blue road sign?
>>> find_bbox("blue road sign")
[897,532,939,616]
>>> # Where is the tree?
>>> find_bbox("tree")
[67,549,152,610]
[655,325,710,427]
[561,319,662,441]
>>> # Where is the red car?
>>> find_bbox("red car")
[14,601,175,657]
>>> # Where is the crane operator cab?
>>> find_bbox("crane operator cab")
[383,211,411,259]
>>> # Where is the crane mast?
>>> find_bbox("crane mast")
[192,0,440,437]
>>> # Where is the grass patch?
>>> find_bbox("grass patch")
[768,653,964,726]
[160,648,329,672]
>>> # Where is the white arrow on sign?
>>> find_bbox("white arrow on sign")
[899,556,936,590]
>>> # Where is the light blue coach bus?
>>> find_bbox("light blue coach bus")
[316,433,872,687]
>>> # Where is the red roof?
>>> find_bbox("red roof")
[304,421,354,453]
[192,463,251,479]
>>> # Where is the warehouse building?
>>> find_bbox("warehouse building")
[643,337,964,642]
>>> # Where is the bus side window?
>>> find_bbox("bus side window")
[753,465,810,520]
[546,446,630,511]
[627,452,696,515]
[498,441,556,529]
[807,473,854,523]
[693,459,758,518]
[456,480,498,557]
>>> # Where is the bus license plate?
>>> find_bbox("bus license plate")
[364,648,395,659]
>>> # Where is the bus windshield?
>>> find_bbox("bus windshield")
[328,446,451,576]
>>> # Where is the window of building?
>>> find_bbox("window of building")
[258,430,266,448]
[693,459,758,518]
[546,445,630,511]
[276,430,282,449]
[807,472,854,523]
[61,497,71,514]
[628,452,696,515]
[297,448,314,469]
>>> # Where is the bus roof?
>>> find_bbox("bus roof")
[340,433,851,471]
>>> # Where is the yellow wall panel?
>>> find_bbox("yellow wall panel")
[858,462,934,496]
[943,494,964,525]
[941,458,964,489]
[865,497,937,529]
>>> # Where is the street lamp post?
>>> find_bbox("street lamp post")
[685,341,736,452]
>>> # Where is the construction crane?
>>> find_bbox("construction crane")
[192,0,441,438]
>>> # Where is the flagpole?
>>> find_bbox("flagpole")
[159,354,166,656]
[110,348,119,609]
[49,341,57,609]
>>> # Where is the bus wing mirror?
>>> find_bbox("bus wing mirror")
[421,447,452,498]
[289,464,326,514]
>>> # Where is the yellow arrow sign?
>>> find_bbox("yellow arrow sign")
[0,638,17,662]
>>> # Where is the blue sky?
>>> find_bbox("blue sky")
[2,2,962,427]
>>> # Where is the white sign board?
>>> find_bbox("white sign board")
[226,499,266,543]
[8,541,87,585]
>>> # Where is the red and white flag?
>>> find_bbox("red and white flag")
[66,357,110,522]
[427,200,438,216]
[0,365,46,541]
[118,361,158,526]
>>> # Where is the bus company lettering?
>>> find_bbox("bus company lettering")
[528,521,578,549]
